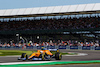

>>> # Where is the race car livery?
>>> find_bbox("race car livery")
[18,48,62,61]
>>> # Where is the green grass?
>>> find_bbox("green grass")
[0,52,3,54]
[0,50,77,56]
[0,50,33,56]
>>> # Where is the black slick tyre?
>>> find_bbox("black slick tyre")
[21,53,28,60]
[55,52,62,60]
[41,53,51,61]
[42,54,45,60]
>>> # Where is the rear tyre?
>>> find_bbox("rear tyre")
[21,53,26,58]
[55,52,62,60]
[21,53,28,60]
[26,55,28,60]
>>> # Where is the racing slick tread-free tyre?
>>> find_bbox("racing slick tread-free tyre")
[26,55,28,60]
[21,53,26,58]
[55,52,62,60]
[21,53,28,60]
[42,54,45,60]
[42,53,51,61]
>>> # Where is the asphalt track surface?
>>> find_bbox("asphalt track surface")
[0,49,100,63]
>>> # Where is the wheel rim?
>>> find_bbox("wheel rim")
[59,54,62,60]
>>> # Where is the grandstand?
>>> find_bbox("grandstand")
[0,3,100,47]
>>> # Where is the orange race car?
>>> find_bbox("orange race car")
[18,47,62,61]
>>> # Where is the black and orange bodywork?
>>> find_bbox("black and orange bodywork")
[28,50,53,59]
[18,48,62,61]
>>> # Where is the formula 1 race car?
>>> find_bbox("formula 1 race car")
[18,48,62,61]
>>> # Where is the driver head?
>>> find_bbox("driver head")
[41,47,45,50]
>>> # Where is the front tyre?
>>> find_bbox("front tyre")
[42,53,51,61]
[55,52,62,60]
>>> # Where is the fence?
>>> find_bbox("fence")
[0,46,100,50]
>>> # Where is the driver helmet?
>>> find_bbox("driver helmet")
[41,47,45,50]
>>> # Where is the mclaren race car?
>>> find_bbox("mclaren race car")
[18,47,62,61]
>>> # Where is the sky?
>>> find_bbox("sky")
[0,0,100,9]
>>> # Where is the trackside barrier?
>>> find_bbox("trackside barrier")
[0,46,22,49]
[0,46,100,50]
[95,46,100,50]
[47,46,55,49]
[0,46,2,48]
[26,46,34,49]
[82,46,91,50]
[13,46,22,49]
[78,46,82,50]
[26,46,100,50]
[90,46,95,50]
[58,45,66,49]
[37,46,44,49]
[70,46,78,49]
[5,46,11,48]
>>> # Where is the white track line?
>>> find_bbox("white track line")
[63,53,88,56]
[0,61,55,65]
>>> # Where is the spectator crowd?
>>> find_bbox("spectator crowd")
[0,40,100,48]
[0,16,100,31]
[0,16,100,48]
